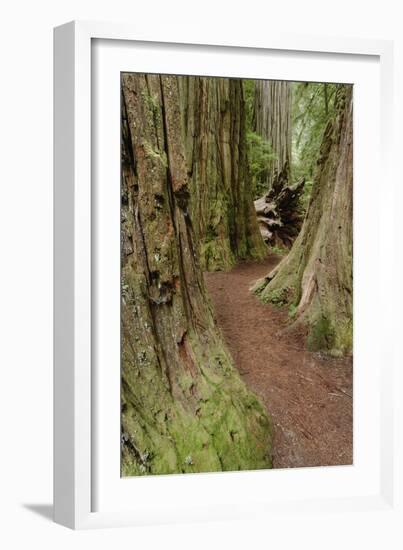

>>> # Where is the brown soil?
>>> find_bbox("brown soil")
[204,255,353,469]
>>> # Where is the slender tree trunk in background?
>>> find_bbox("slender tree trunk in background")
[324,83,329,116]
[121,73,272,476]
[252,80,304,248]
[253,80,292,190]
[178,77,267,271]
[253,85,353,356]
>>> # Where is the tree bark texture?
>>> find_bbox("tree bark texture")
[178,76,267,271]
[253,80,292,191]
[254,176,305,248]
[253,85,353,356]
[121,73,272,475]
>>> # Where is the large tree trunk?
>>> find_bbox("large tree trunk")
[254,176,305,248]
[178,77,267,271]
[253,80,292,190]
[121,73,272,476]
[253,85,353,356]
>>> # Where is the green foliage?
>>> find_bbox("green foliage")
[243,80,277,198]
[243,79,344,207]
[246,131,277,199]
[291,82,338,184]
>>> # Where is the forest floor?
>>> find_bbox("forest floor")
[204,255,353,469]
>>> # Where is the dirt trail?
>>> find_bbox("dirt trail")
[204,255,353,469]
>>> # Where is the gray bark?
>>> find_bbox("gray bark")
[179,76,267,271]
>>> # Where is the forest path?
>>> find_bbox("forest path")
[204,255,353,469]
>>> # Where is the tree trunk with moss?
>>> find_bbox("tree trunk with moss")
[178,76,267,271]
[121,73,272,476]
[253,85,353,356]
[253,80,292,191]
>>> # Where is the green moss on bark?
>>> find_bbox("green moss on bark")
[121,73,272,476]
[253,86,353,357]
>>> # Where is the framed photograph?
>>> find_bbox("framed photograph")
[54,21,395,529]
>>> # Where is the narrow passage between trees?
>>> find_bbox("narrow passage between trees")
[204,255,353,468]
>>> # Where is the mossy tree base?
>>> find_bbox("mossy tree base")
[252,80,292,192]
[121,73,272,475]
[253,86,353,357]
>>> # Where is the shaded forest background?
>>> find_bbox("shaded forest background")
[121,74,352,476]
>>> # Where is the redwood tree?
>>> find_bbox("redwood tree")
[252,80,305,248]
[121,73,272,476]
[253,80,292,190]
[179,76,266,271]
[253,85,353,356]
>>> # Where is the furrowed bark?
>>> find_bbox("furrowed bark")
[253,80,292,190]
[253,85,353,356]
[121,73,272,475]
[179,76,267,271]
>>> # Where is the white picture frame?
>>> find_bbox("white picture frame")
[54,20,396,530]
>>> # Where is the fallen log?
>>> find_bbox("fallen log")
[254,176,305,248]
